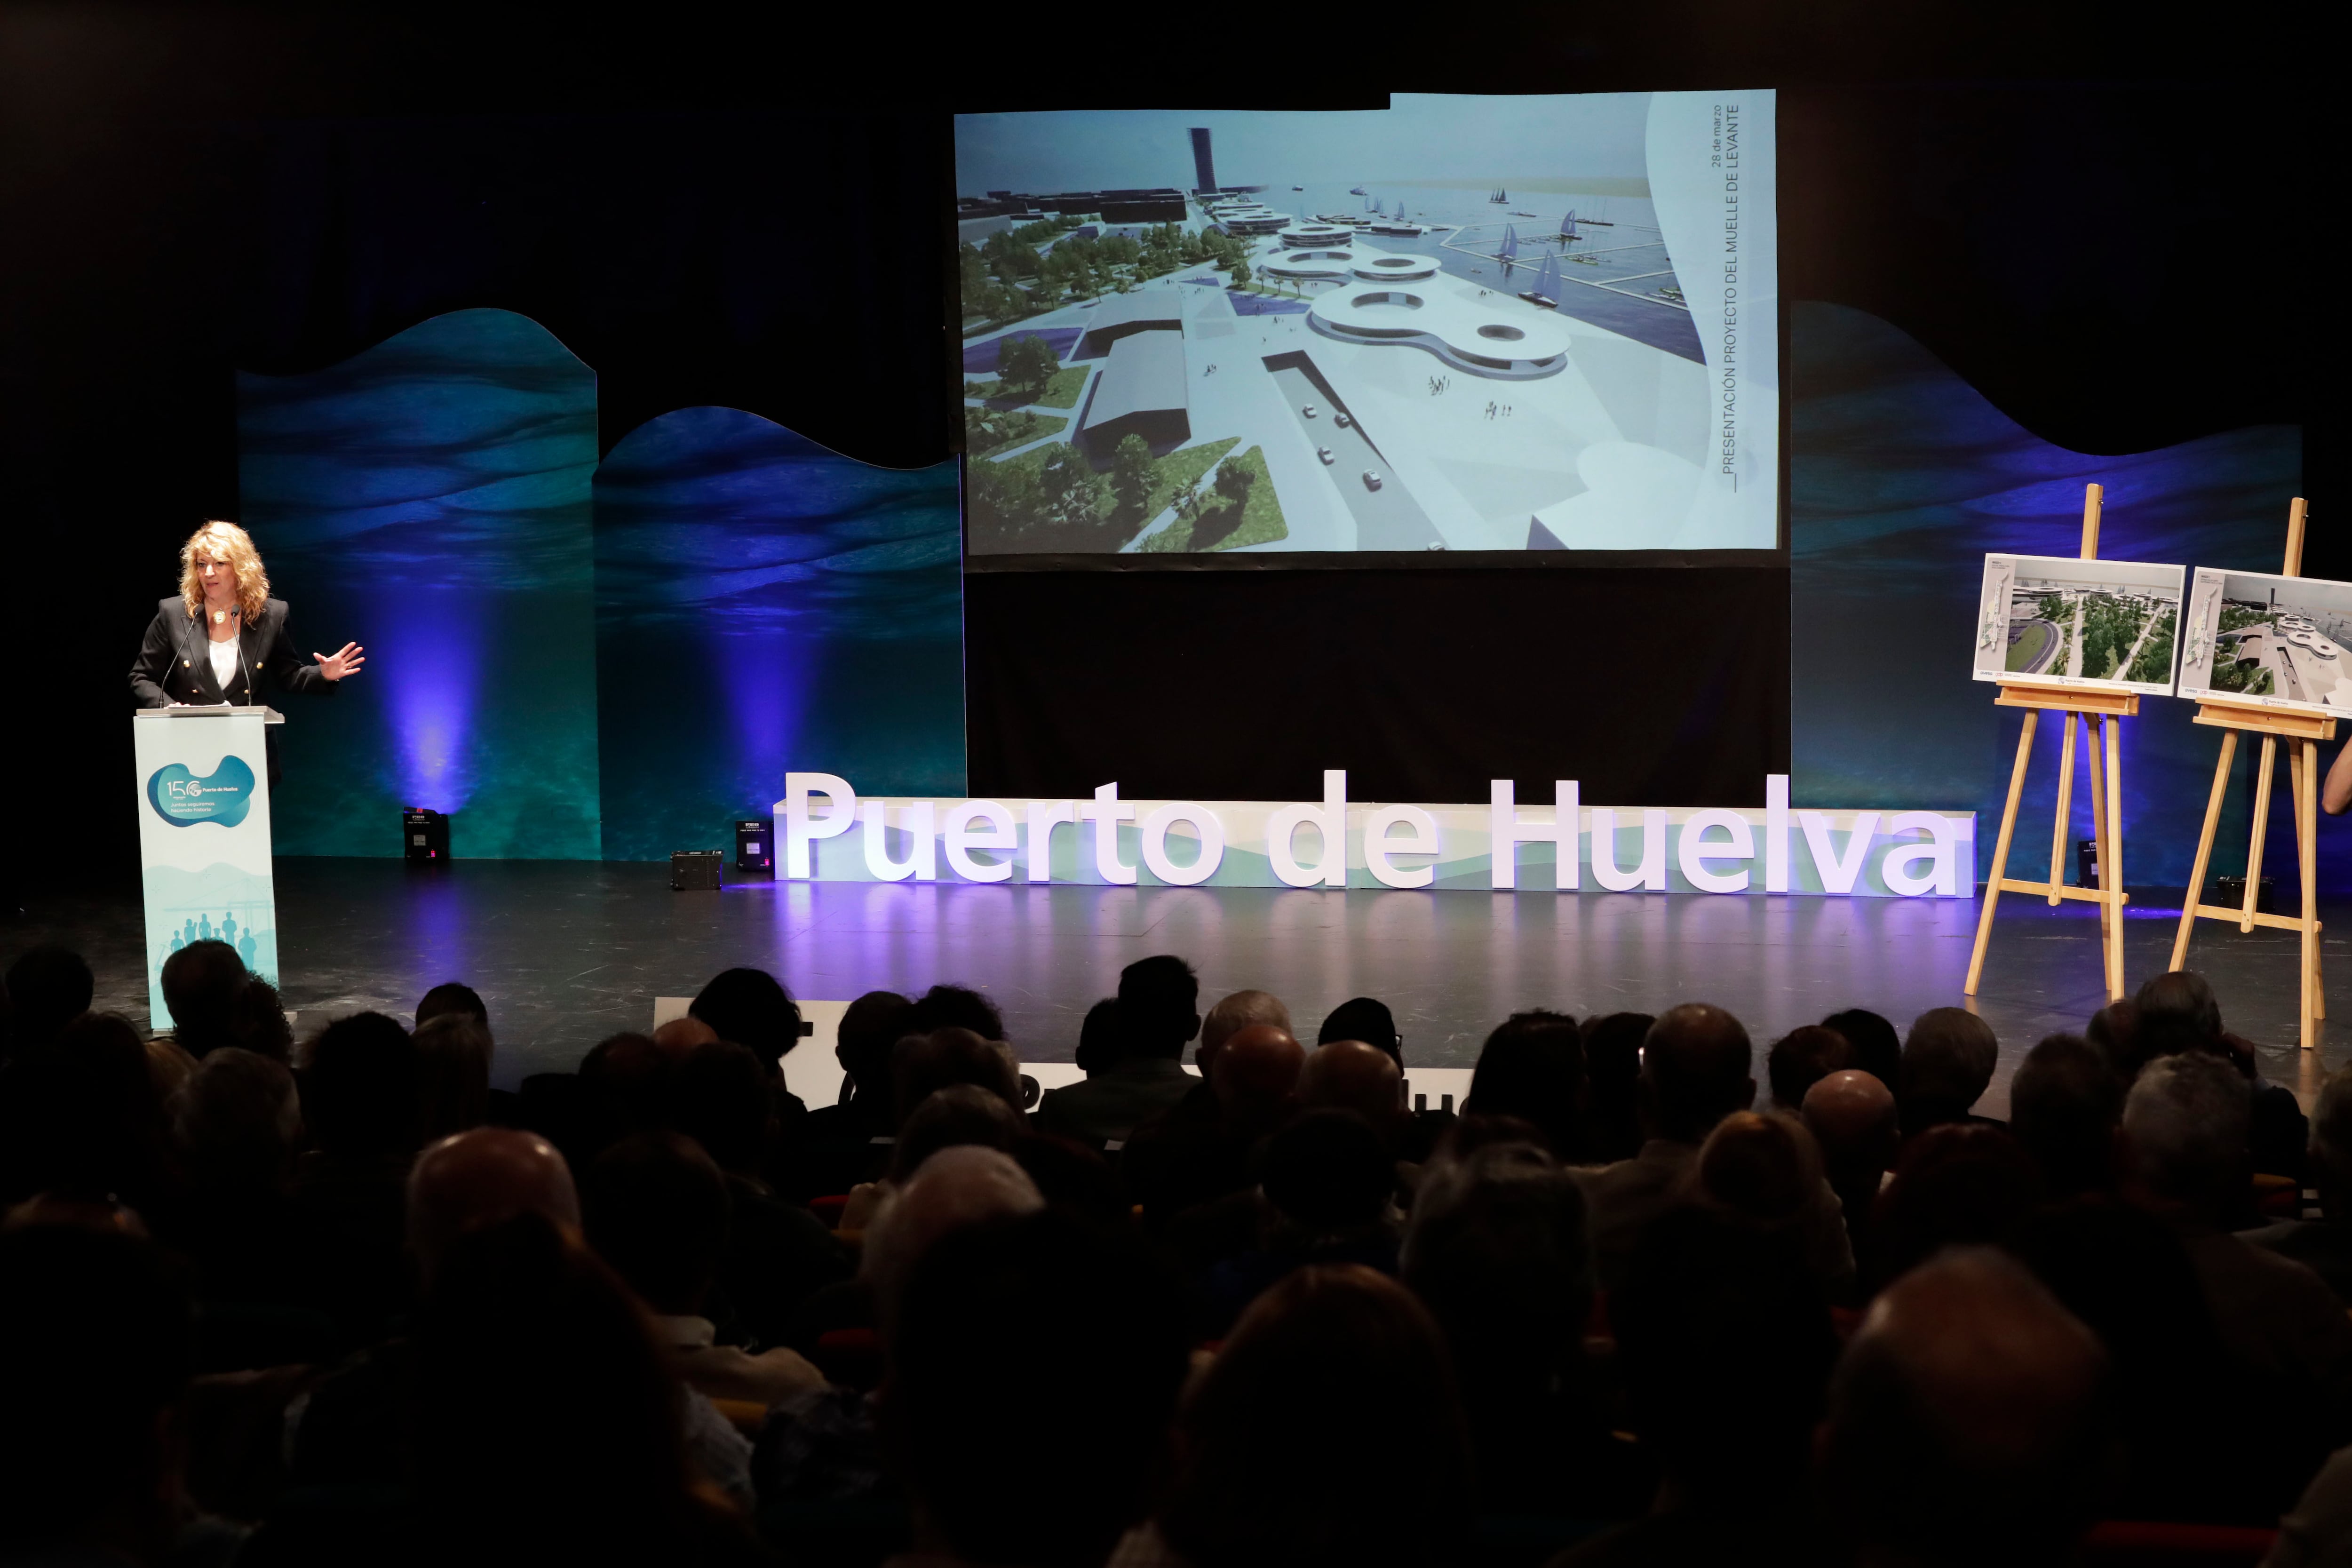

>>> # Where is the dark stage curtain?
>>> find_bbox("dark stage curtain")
[967,565,1790,805]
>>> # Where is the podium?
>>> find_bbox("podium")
[134,707,283,1032]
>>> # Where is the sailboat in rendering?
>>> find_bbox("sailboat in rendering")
[1497,224,1519,267]
[1518,250,1559,309]
[1558,210,1579,243]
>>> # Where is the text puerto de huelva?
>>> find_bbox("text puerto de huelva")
[1714,103,1740,483]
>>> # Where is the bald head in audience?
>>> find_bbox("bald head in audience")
[408,1128,580,1283]
[1208,1023,1303,1123]
[862,1145,1043,1325]
[650,1015,717,1058]
[1820,1247,2108,1567]
[1199,990,1293,1078]
[1804,1068,1900,1222]
[1299,1039,1403,1132]
[1640,1003,1755,1144]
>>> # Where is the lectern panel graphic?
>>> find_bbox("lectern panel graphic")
[134,709,281,1031]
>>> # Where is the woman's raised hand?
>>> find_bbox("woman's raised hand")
[317,642,366,682]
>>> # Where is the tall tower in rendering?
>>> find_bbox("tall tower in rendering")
[1190,127,1217,195]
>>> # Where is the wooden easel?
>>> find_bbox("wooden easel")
[2169,497,2332,1050]
[1965,484,2134,1003]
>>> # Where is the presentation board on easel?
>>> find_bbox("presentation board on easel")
[2170,498,2335,1050]
[1965,483,2186,1004]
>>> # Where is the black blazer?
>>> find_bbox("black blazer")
[129,597,338,711]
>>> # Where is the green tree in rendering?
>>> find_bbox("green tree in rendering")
[1231,260,1252,287]
[1214,461,1254,510]
[1111,435,1156,521]
[999,334,1060,401]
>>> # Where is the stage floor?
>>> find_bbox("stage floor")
[16,859,2344,1114]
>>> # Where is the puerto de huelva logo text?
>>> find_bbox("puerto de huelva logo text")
[146,756,256,828]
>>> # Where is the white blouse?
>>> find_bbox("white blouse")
[207,635,238,695]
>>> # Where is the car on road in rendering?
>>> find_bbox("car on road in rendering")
[1318,446,1335,464]
[1362,470,1383,490]
[1335,412,1353,428]
[1303,405,1318,418]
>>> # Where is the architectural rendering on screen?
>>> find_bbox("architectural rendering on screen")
[2176,568,2352,717]
[954,93,1777,557]
[1971,554,2185,696]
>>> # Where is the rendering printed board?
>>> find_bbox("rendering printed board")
[2176,568,2352,716]
[954,92,1777,558]
[1972,554,2186,696]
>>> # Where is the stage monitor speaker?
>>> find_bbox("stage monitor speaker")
[2214,874,2276,915]
[735,818,774,878]
[404,808,450,864]
[671,851,723,891]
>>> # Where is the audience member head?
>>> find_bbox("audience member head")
[2134,970,2223,1064]
[1073,996,1122,1075]
[2007,1199,2229,1402]
[0,1225,191,1559]
[171,1047,300,1195]
[407,1127,580,1285]
[1803,1068,1900,1204]
[1693,1110,1825,1236]
[1403,1141,1591,1410]
[1209,1023,1305,1133]
[887,1210,1189,1568]
[1899,1007,1999,1134]
[1638,1003,1754,1144]
[412,1212,744,1565]
[2086,999,2144,1080]
[301,1011,421,1160]
[861,1145,1043,1325]
[1869,1123,2044,1290]
[1200,988,1292,1076]
[1767,1024,1851,1110]
[581,1131,729,1318]
[1260,1110,1396,1236]
[230,976,294,1061]
[2311,1064,2352,1212]
[1614,1205,1837,1505]
[413,1012,492,1142]
[891,1026,1021,1126]
[667,1040,771,1177]
[1462,1009,1584,1159]
[1118,954,1200,1061]
[1820,1248,2110,1568]
[159,939,246,1058]
[689,966,801,1066]
[650,1015,716,1057]
[907,982,1006,1041]
[1298,1039,1403,1134]
[1160,1265,1472,1568]
[578,1032,673,1151]
[836,989,915,1104]
[1581,1011,1653,1162]
[1,1011,166,1207]
[2009,1034,2122,1198]
[415,981,489,1032]
[889,1083,1025,1181]
[1823,1007,1903,1089]
[3,946,93,1055]
[1318,996,1401,1066]
[2121,1048,2249,1224]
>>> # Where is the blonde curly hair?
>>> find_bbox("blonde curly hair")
[178,521,270,623]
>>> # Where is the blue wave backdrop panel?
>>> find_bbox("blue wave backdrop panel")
[1789,302,2302,891]
[593,408,965,862]
[237,309,604,859]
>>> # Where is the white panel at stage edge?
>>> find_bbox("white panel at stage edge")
[1645,92,1777,550]
[134,712,279,1031]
